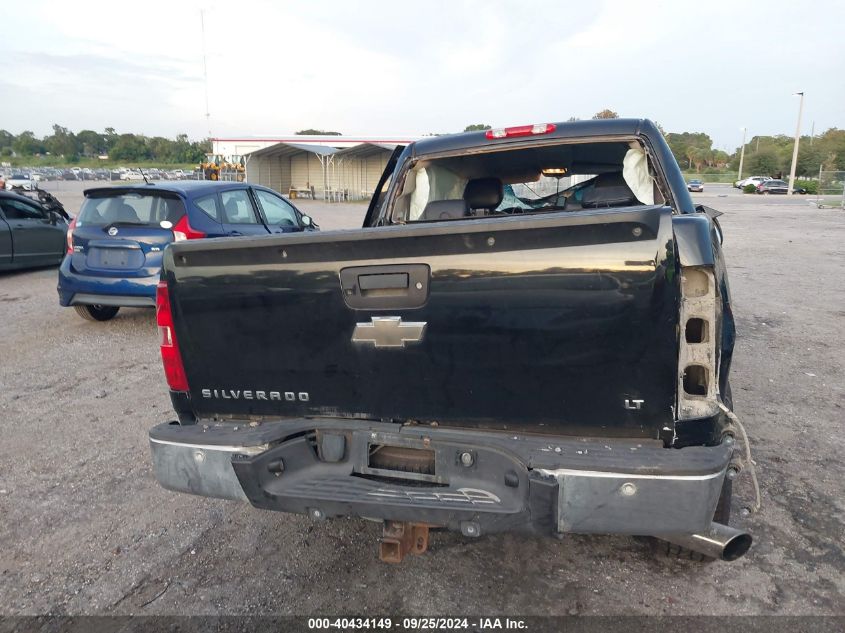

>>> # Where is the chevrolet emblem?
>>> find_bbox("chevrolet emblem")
[351,317,426,348]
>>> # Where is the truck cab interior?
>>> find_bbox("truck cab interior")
[391,140,667,223]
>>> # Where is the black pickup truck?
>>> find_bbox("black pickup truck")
[149,119,752,562]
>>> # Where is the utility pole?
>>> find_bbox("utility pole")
[737,127,747,183]
[787,92,804,195]
[200,9,212,139]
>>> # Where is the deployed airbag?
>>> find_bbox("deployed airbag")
[623,146,655,205]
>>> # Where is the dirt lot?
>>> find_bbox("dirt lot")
[0,183,843,616]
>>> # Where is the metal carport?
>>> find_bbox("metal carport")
[332,143,399,200]
[244,142,338,198]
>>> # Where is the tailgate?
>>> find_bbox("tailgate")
[166,206,679,438]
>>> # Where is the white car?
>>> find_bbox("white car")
[735,176,772,189]
[5,173,36,190]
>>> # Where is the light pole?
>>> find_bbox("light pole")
[737,127,747,184]
[787,92,804,195]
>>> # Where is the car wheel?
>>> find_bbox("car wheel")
[74,304,120,321]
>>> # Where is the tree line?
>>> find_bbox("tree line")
[4,117,843,176]
[664,128,845,176]
[0,125,210,164]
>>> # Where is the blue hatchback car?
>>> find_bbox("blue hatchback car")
[58,181,317,321]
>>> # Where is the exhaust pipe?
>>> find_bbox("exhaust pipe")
[662,522,752,561]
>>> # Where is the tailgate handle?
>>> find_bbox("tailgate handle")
[340,264,430,310]
[358,273,408,291]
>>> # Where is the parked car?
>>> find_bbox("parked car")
[734,176,771,189]
[756,179,806,195]
[148,118,753,564]
[687,179,704,192]
[57,181,317,321]
[5,173,36,191]
[0,190,69,270]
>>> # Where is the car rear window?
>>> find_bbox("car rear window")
[77,192,185,228]
[392,140,661,223]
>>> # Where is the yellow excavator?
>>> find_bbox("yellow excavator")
[200,155,245,181]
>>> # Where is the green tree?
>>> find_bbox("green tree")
[44,124,80,159]
[816,128,845,170]
[173,134,208,163]
[295,129,341,135]
[103,127,119,152]
[77,130,107,157]
[110,134,150,161]
[592,109,619,119]
[710,149,730,169]
[463,124,491,132]
[148,136,175,162]
[12,131,43,156]
[797,144,823,177]
[665,132,713,170]
[747,148,780,176]
[0,129,14,150]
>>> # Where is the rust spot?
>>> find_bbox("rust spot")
[379,521,432,563]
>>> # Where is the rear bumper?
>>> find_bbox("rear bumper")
[149,418,732,537]
[57,257,158,307]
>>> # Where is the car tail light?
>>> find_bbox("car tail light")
[66,216,77,253]
[172,215,205,242]
[485,123,556,139]
[156,280,189,391]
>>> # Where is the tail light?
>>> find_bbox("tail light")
[156,280,189,391]
[66,216,77,253]
[172,215,205,242]
[486,123,556,139]
[677,266,720,420]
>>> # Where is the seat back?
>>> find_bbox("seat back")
[581,172,637,208]
[464,178,503,213]
[420,199,469,220]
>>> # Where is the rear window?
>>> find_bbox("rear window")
[77,192,185,228]
[391,140,663,223]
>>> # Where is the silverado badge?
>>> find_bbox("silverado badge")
[352,317,426,348]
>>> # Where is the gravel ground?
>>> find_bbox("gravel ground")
[0,183,842,616]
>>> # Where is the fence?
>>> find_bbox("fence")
[680,172,738,184]
[813,171,845,209]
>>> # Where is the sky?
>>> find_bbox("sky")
[1,0,843,151]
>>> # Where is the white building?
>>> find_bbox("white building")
[211,134,419,200]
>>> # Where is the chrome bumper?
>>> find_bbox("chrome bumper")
[149,419,732,537]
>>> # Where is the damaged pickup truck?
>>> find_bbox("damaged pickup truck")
[148,118,755,563]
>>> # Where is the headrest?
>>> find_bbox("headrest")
[463,178,503,209]
[114,202,140,222]
[420,199,469,221]
[580,172,637,209]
